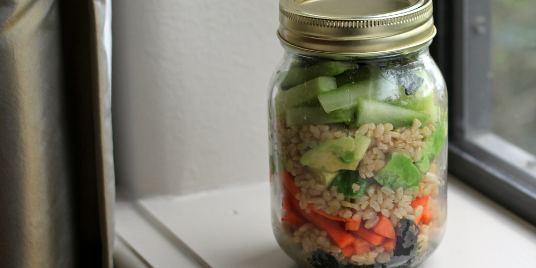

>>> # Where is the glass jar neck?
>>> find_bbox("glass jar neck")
[282,42,432,63]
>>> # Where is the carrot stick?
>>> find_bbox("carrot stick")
[281,169,301,196]
[282,209,307,227]
[411,196,429,224]
[290,196,355,248]
[344,220,362,231]
[282,195,292,210]
[353,238,371,256]
[282,169,360,222]
[372,215,395,239]
[410,196,429,209]
[414,215,422,224]
[353,226,385,246]
[381,239,396,253]
[341,246,354,257]
[421,208,432,224]
[308,205,361,222]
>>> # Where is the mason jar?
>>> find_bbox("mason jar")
[268,0,447,267]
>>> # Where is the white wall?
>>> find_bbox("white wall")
[112,0,282,197]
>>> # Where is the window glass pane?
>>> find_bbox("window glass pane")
[491,0,536,156]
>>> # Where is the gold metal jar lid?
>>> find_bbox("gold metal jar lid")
[278,0,436,56]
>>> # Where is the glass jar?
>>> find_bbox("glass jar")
[268,1,447,267]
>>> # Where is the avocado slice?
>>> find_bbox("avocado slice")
[300,136,371,172]
[375,152,421,190]
[415,121,447,174]
[307,167,339,187]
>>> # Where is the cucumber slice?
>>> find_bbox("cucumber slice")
[356,98,431,128]
[285,107,354,127]
[275,76,337,115]
[280,62,354,91]
[318,79,374,113]
[335,67,370,87]
[390,70,440,123]
[318,65,402,113]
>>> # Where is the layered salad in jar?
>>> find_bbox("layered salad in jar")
[270,53,447,268]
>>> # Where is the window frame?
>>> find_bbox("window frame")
[431,0,536,225]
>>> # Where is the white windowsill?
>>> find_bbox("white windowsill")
[115,175,536,268]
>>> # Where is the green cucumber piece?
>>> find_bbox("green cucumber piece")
[375,152,421,190]
[356,98,431,128]
[393,94,440,124]
[275,76,337,115]
[280,62,354,91]
[300,136,371,172]
[285,107,354,127]
[390,70,440,123]
[318,79,374,113]
[335,67,371,87]
[318,65,402,113]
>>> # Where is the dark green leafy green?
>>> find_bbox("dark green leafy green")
[381,64,424,96]
[334,66,371,87]
[376,219,420,267]
[331,171,375,199]
[394,219,420,256]
[308,250,375,268]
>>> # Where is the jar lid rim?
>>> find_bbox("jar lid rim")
[278,0,436,55]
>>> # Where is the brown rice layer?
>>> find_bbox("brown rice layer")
[277,119,441,226]
[276,118,443,265]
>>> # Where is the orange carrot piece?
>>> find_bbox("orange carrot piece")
[421,208,432,224]
[353,238,371,255]
[410,196,429,209]
[372,215,395,239]
[281,169,301,197]
[282,196,292,210]
[345,220,362,231]
[308,204,361,222]
[381,239,396,253]
[341,246,354,257]
[281,169,360,223]
[290,196,355,248]
[282,209,307,227]
[353,226,385,246]
[415,214,423,224]
[411,196,430,224]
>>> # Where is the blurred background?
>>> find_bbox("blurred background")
[112,0,281,197]
[491,0,536,156]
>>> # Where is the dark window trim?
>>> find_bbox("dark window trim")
[432,0,536,225]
